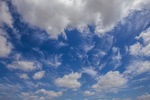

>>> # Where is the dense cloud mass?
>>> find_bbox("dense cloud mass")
[12,0,150,38]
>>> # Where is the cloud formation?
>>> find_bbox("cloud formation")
[33,70,45,80]
[55,72,81,89]
[0,1,12,27]
[92,71,127,93]
[12,0,150,38]
[7,61,40,72]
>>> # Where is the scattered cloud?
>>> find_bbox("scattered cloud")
[45,54,62,67]
[0,1,12,27]
[129,28,150,57]
[124,60,150,77]
[0,29,13,57]
[137,93,150,100]
[83,90,95,96]
[92,71,127,93]
[33,70,45,80]
[7,61,40,72]
[19,73,29,79]
[82,67,97,77]
[36,89,62,98]
[55,72,81,89]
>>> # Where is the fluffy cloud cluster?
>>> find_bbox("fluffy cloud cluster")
[12,0,150,38]
[129,28,150,56]
[55,72,81,89]
[92,71,127,93]
[7,61,40,72]
[0,1,12,26]
[0,29,12,57]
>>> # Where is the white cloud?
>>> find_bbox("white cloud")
[0,29,12,57]
[36,89,62,98]
[12,0,150,38]
[92,71,127,93]
[82,67,97,77]
[124,60,150,77]
[33,70,45,80]
[45,54,62,67]
[137,93,150,100]
[129,28,150,57]
[7,61,40,72]
[0,1,12,26]
[21,92,38,100]
[111,47,122,69]
[55,72,81,89]
[19,73,29,79]
[83,90,95,96]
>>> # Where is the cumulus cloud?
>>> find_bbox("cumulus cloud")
[0,29,12,57]
[83,90,95,96]
[33,70,45,80]
[55,72,81,89]
[124,60,150,77]
[129,28,150,56]
[12,0,150,38]
[0,1,12,27]
[137,93,150,100]
[92,71,127,93]
[7,61,40,72]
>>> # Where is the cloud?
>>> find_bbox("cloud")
[124,60,150,77]
[19,73,29,79]
[35,89,62,98]
[55,72,81,89]
[83,90,95,96]
[44,54,62,67]
[33,70,45,80]
[82,67,97,77]
[137,93,150,100]
[0,29,12,57]
[12,0,150,38]
[92,71,127,93]
[0,1,12,27]
[129,28,150,57]
[7,61,40,72]
[111,47,122,69]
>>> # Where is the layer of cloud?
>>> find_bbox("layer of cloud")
[0,29,12,57]
[7,61,40,72]
[55,72,81,89]
[12,0,150,38]
[33,70,45,80]
[92,71,127,93]
[0,1,12,27]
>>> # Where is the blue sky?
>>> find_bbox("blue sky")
[0,0,150,100]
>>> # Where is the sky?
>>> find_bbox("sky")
[0,0,150,100]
